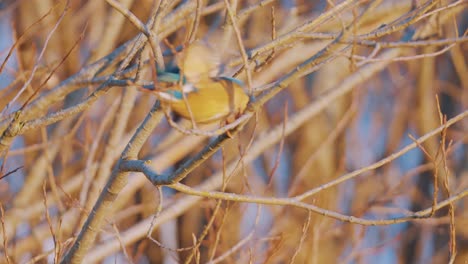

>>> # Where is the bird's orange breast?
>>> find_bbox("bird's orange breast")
[166,79,249,124]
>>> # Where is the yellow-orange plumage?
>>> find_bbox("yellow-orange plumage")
[156,42,250,124]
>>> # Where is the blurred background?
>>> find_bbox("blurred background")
[0,0,467,263]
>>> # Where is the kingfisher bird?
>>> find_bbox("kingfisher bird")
[154,42,250,124]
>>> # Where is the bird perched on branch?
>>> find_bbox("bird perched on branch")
[154,42,250,124]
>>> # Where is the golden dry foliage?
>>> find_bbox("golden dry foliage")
[0,0,467,263]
